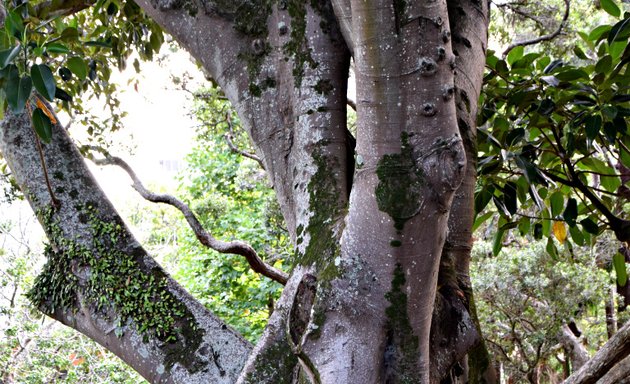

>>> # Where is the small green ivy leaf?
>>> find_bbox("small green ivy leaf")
[6,71,32,114]
[32,108,53,143]
[613,252,627,286]
[601,0,621,18]
[0,45,20,69]
[31,64,56,102]
[66,57,88,81]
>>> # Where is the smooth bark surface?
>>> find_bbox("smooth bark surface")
[0,0,493,383]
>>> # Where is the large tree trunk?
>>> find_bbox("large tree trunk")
[0,0,492,383]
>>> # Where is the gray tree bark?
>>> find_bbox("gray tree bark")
[0,0,494,383]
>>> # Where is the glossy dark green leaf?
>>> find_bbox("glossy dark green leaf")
[503,182,518,215]
[549,192,564,217]
[45,43,70,54]
[31,64,56,102]
[589,25,612,42]
[60,27,80,41]
[603,121,618,143]
[569,225,585,246]
[538,99,555,116]
[84,40,112,48]
[601,0,621,18]
[534,223,543,239]
[5,11,24,40]
[474,186,494,214]
[546,237,558,260]
[573,46,588,60]
[506,46,524,66]
[543,59,563,74]
[580,217,600,234]
[584,115,602,140]
[6,74,32,113]
[32,108,53,143]
[608,18,630,43]
[0,45,20,69]
[563,198,577,226]
[54,88,73,102]
[505,128,525,146]
[613,252,628,286]
[59,67,72,81]
[555,69,589,81]
[613,94,630,103]
[492,229,505,256]
[67,57,88,80]
[595,55,613,74]
[472,211,494,232]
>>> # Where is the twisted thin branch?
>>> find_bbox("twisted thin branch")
[224,113,265,169]
[91,151,288,285]
[502,0,571,57]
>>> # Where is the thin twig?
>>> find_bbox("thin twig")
[503,0,571,57]
[224,113,265,169]
[91,151,288,285]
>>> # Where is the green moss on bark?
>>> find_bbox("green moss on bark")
[28,205,204,373]
[375,132,425,231]
[384,263,420,384]
[295,144,344,281]
[243,338,298,384]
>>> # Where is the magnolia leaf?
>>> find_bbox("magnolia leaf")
[67,57,88,80]
[601,0,621,18]
[45,43,70,54]
[613,252,628,286]
[563,198,578,226]
[54,88,72,102]
[31,64,56,102]
[0,45,20,69]
[552,221,567,244]
[32,108,53,144]
[6,72,32,114]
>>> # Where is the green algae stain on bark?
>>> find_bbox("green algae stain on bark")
[375,133,424,231]
[384,263,420,384]
[296,145,344,281]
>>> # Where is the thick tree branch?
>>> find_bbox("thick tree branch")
[91,152,288,285]
[563,319,630,384]
[503,0,570,57]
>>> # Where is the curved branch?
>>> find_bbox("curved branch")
[91,152,288,285]
[563,320,630,384]
[503,0,570,57]
[224,113,265,169]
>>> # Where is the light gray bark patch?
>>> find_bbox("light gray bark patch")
[375,132,424,231]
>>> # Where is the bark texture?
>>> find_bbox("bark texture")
[0,0,493,383]
[563,320,630,384]
[0,110,251,383]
